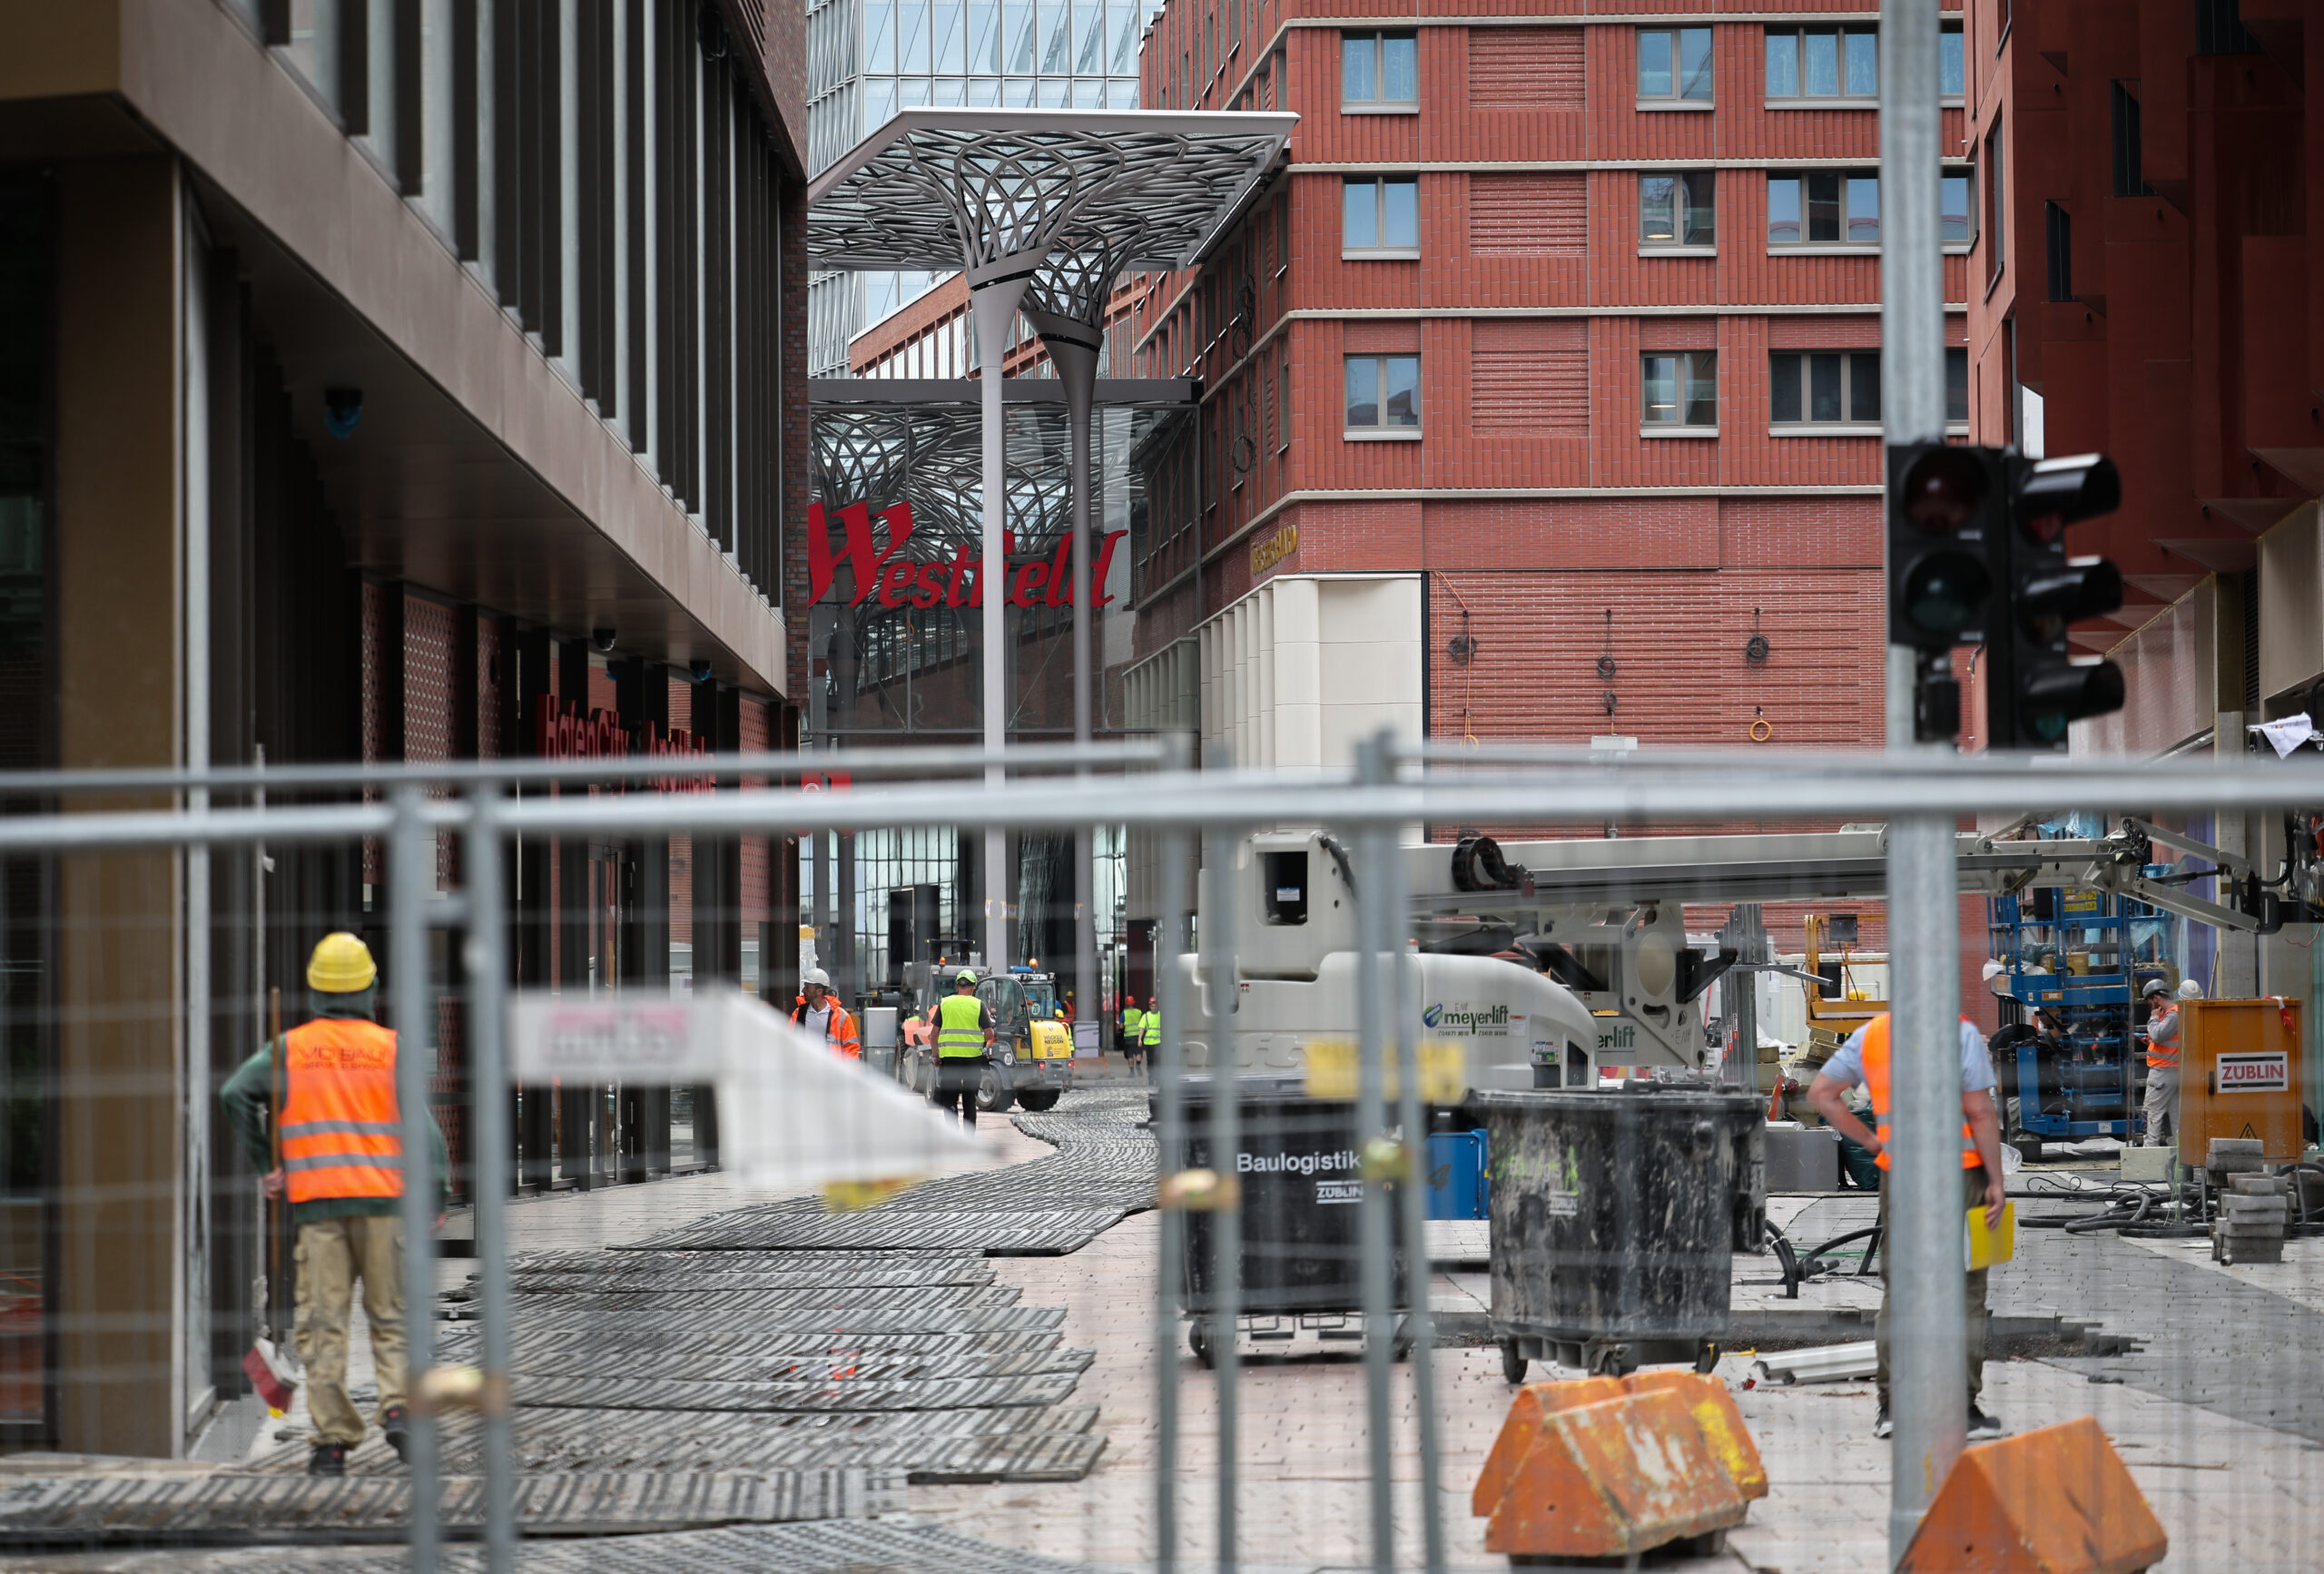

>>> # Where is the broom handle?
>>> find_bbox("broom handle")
[268,985,283,1338]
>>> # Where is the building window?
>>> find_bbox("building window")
[1344,177,1420,255]
[1770,350,1880,428]
[1940,22,1965,97]
[1640,172,1716,249]
[1943,172,1974,243]
[1279,356,1293,448]
[1345,353,1421,431]
[1768,173,1879,247]
[1947,345,1970,425]
[1641,350,1718,430]
[1342,31,1417,110]
[1638,27,1713,104]
[2111,82,2149,196]
[1765,25,1876,103]
[1986,124,2006,280]
[2045,202,2072,300]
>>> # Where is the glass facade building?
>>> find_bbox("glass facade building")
[805,0,1161,372]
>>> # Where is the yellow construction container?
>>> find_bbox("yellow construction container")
[2177,999,2307,1163]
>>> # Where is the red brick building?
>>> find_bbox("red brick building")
[1124,0,1975,753]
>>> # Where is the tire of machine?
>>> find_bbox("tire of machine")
[1694,1342,1719,1374]
[1500,1341,1529,1384]
[1017,1089,1060,1112]
[978,1067,1016,1114]
[1189,1326,1215,1369]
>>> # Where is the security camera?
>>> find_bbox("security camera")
[323,387,362,439]
[688,659,714,684]
[590,627,617,654]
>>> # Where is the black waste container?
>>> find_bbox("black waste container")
[1162,1077,1409,1343]
[1480,1087,1762,1381]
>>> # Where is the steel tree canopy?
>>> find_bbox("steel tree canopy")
[806,108,1296,277]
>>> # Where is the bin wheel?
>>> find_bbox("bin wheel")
[2013,1136,2043,1166]
[1694,1342,1719,1375]
[1017,1089,1061,1112]
[1189,1326,1215,1369]
[1500,1342,1529,1385]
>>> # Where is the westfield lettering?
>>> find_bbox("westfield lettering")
[807,499,1125,611]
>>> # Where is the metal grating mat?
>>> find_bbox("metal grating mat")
[14,1518,1113,1573]
[462,1281,1007,1317]
[512,1369,1084,1415]
[457,1303,1068,1340]
[242,1406,1106,1480]
[451,1343,1093,1385]
[631,1207,1129,1255]
[437,1327,1069,1364]
[0,1471,883,1547]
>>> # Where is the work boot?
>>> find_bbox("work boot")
[1966,1404,2006,1441]
[1873,1406,1892,1439]
[308,1443,349,1477]
[381,1405,409,1461]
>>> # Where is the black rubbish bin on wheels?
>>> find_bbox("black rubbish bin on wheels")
[1162,1075,1410,1367]
[1480,1086,1763,1383]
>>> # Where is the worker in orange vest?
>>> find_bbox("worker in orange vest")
[221,932,448,1476]
[791,967,862,1058]
[1807,1009,2008,1444]
[2139,977,2182,1146]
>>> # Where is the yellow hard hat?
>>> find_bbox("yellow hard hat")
[308,932,378,993]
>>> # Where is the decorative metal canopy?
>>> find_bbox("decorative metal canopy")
[807,108,1296,276]
[812,388,1194,554]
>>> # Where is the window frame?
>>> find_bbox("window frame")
[1344,352,1423,438]
[1640,349,1718,436]
[1985,123,2006,286]
[1939,21,1965,103]
[1764,24,1879,107]
[1639,170,1718,254]
[1766,170,1883,253]
[1342,175,1421,259]
[1340,30,1419,113]
[1941,166,1975,251]
[1768,349,1884,436]
[1636,25,1715,109]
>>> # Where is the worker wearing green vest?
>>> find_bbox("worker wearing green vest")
[1140,1004,1160,1071]
[929,969,995,1127]
[1120,997,1146,1058]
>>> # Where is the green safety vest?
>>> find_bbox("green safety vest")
[1122,1007,1144,1036]
[935,992,988,1058]
[1141,1011,1160,1047]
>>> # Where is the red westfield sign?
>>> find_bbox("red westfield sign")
[808,499,1123,611]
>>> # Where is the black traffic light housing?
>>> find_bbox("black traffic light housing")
[1887,443,2006,742]
[1988,453,2126,750]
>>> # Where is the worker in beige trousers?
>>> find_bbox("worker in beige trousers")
[222,933,448,1474]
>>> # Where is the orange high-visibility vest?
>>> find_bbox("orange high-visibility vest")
[794,1001,862,1058]
[278,1018,406,1205]
[1860,1013,1983,1174]
[2144,1005,2180,1071]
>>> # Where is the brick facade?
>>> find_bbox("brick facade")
[1126,0,1974,759]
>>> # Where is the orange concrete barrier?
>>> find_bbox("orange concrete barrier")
[1472,1372,1764,1560]
[1898,1416,2168,1573]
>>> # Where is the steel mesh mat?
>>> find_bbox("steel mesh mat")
[0,1471,881,1547]
[436,1326,1069,1363]
[243,1405,1105,1480]
[511,1369,1085,1415]
[448,1342,1092,1385]
[35,1518,1108,1572]
[499,1255,996,1294]
[630,1206,1130,1255]
[455,1303,1067,1340]
[457,1282,1005,1319]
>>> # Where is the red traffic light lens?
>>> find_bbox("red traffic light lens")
[1901,449,1990,533]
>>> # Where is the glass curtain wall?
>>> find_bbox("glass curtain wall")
[805,0,1166,374]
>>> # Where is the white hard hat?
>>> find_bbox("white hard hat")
[802,967,831,989]
[2178,979,2203,999]
[1981,959,2006,980]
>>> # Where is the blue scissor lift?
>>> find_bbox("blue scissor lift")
[1987,890,2140,1158]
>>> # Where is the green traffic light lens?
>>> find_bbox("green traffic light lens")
[2029,712,2070,743]
[1904,555,1993,636]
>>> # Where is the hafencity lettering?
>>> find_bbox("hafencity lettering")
[808,499,1126,610]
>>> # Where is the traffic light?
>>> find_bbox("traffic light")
[1887,443,2004,741]
[1988,453,2126,750]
